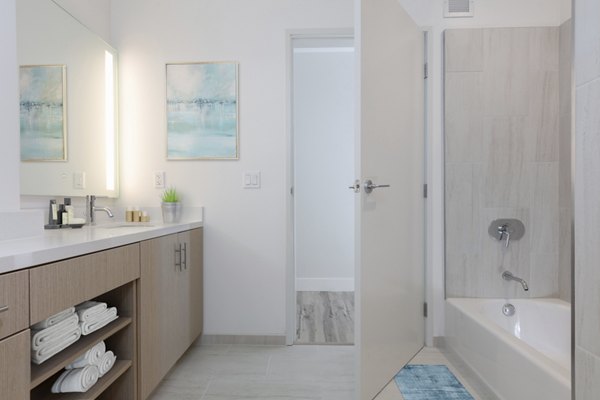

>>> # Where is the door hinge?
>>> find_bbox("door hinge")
[423,183,428,199]
[424,62,428,79]
[290,186,294,195]
[423,302,428,318]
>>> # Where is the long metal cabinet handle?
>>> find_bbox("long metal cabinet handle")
[175,243,182,271]
[0,305,8,313]
[182,242,187,270]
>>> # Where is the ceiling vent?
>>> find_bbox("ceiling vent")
[444,0,474,18]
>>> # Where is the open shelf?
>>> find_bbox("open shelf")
[35,360,131,400]
[30,317,132,389]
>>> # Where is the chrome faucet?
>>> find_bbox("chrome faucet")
[502,271,529,291]
[86,195,114,225]
[497,224,511,248]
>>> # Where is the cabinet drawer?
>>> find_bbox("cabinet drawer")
[0,330,30,399]
[30,243,140,325]
[0,270,29,340]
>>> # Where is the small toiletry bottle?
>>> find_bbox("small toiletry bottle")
[133,207,141,222]
[64,198,74,225]
[45,199,60,229]
[57,204,65,225]
[141,211,149,223]
[126,207,133,222]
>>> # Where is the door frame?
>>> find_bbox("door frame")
[285,28,355,345]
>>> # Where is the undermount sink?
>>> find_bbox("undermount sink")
[99,223,155,229]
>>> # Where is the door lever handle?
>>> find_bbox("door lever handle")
[364,179,390,194]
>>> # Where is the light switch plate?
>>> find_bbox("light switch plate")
[73,172,86,189]
[243,171,261,189]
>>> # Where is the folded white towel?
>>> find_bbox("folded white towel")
[51,364,99,393]
[32,307,75,330]
[96,350,116,377]
[31,314,80,351]
[76,301,108,322]
[31,327,82,365]
[80,307,118,335]
[65,341,106,370]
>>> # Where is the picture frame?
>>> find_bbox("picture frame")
[19,64,67,162]
[166,61,239,160]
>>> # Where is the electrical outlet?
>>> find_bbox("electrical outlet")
[154,171,165,188]
[73,172,86,189]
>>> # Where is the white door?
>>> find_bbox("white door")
[355,0,425,398]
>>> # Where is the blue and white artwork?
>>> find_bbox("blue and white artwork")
[166,62,238,159]
[20,65,67,161]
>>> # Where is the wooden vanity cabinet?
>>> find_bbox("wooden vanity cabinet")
[0,329,31,399]
[139,228,203,399]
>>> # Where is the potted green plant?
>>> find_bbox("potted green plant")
[161,187,182,223]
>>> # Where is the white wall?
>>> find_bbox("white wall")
[54,0,111,43]
[293,44,355,292]
[396,0,571,342]
[0,0,20,212]
[111,0,353,336]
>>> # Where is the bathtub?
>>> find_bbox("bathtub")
[444,298,571,400]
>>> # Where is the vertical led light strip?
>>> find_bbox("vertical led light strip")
[105,51,115,191]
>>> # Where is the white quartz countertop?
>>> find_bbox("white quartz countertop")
[0,219,203,274]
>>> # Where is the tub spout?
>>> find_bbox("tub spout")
[502,271,529,291]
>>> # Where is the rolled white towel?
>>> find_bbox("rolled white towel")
[76,301,108,322]
[31,327,82,365]
[31,314,80,351]
[32,307,75,330]
[80,307,118,336]
[95,350,117,377]
[65,341,106,370]
[51,364,99,393]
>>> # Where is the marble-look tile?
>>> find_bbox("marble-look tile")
[529,162,559,254]
[575,80,600,356]
[483,117,530,208]
[375,380,405,400]
[559,113,572,209]
[445,253,481,298]
[483,69,530,116]
[445,163,482,255]
[559,20,572,118]
[483,28,530,73]
[527,72,559,162]
[445,73,484,163]
[558,207,572,302]
[445,29,483,72]
[529,252,559,297]
[528,27,559,72]
[574,0,600,86]
[576,346,600,399]
[202,377,322,400]
[149,377,210,400]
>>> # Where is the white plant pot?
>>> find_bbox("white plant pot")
[161,202,182,223]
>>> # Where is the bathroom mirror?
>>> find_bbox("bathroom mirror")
[17,0,118,197]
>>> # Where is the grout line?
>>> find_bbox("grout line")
[199,376,213,400]
[265,354,273,377]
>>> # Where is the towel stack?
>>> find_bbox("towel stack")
[51,340,117,393]
[31,307,82,365]
[76,301,118,335]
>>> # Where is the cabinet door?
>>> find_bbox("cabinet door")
[0,330,30,399]
[139,233,181,400]
[179,228,203,347]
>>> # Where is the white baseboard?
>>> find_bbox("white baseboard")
[295,278,354,292]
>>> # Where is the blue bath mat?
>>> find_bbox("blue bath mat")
[394,364,475,400]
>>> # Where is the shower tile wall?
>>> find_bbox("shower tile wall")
[445,27,571,299]
[575,0,600,395]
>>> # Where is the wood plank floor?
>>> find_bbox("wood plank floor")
[295,291,354,345]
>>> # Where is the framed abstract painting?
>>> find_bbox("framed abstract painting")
[19,65,67,161]
[166,62,239,160]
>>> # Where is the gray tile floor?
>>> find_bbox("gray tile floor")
[296,291,354,345]
[149,344,483,400]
